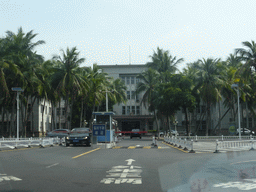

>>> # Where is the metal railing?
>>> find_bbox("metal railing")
[214,139,256,153]
[178,135,256,142]
[164,136,195,153]
[0,137,64,150]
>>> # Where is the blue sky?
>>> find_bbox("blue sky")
[1,0,256,70]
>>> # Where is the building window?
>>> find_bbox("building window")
[131,91,135,99]
[57,108,60,116]
[49,107,52,115]
[196,105,200,113]
[136,94,139,102]
[41,105,44,113]
[121,76,125,83]
[149,121,153,130]
[122,106,126,115]
[136,106,140,115]
[131,77,134,84]
[136,77,140,84]
[127,106,130,115]
[45,106,47,114]
[28,104,32,112]
[249,118,252,128]
[127,91,130,100]
[126,77,130,84]
[201,106,206,113]
[62,108,65,115]
[132,106,135,114]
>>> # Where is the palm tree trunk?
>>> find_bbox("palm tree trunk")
[154,110,159,138]
[70,96,74,129]
[1,107,4,137]
[90,97,96,129]
[10,96,15,137]
[41,99,45,136]
[206,102,211,136]
[7,110,10,137]
[184,107,189,136]
[80,99,84,127]
[246,101,249,130]
[218,101,221,135]
[65,92,69,130]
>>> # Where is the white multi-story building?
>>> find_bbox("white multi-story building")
[99,64,155,133]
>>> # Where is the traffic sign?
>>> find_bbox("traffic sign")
[93,124,106,136]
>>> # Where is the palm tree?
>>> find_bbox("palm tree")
[52,47,86,130]
[147,47,184,74]
[85,64,108,129]
[196,58,223,136]
[1,27,45,137]
[135,68,160,136]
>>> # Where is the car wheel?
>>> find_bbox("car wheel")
[66,143,69,147]
[130,137,132,139]
[140,137,141,139]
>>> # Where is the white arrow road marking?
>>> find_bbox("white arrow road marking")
[126,159,135,165]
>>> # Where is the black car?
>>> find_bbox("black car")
[65,128,91,146]
[46,129,70,138]
[130,129,141,139]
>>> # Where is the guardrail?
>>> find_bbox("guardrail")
[164,136,195,153]
[214,139,256,153]
[0,137,64,150]
[177,135,256,142]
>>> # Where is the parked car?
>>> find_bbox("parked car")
[130,129,141,139]
[65,128,91,146]
[46,129,70,138]
[236,128,255,135]
[159,132,164,137]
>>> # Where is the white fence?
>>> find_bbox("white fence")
[0,137,65,150]
[215,139,256,153]
[164,136,195,153]
[178,135,256,142]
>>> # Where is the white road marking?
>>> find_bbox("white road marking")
[101,159,142,184]
[126,159,135,165]
[213,179,256,190]
[46,163,59,168]
[0,176,22,182]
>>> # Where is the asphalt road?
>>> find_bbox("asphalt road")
[1,138,256,192]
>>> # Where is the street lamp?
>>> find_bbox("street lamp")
[231,83,241,140]
[11,87,24,139]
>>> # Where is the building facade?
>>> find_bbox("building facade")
[99,64,154,133]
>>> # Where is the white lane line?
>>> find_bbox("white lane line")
[46,163,59,168]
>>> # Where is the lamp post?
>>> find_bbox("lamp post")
[11,87,24,139]
[231,83,241,140]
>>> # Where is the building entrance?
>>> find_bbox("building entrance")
[122,121,140,131]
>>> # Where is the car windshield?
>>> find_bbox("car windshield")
[71,128,90,134]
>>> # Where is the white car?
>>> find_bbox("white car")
[236,128,255,135]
